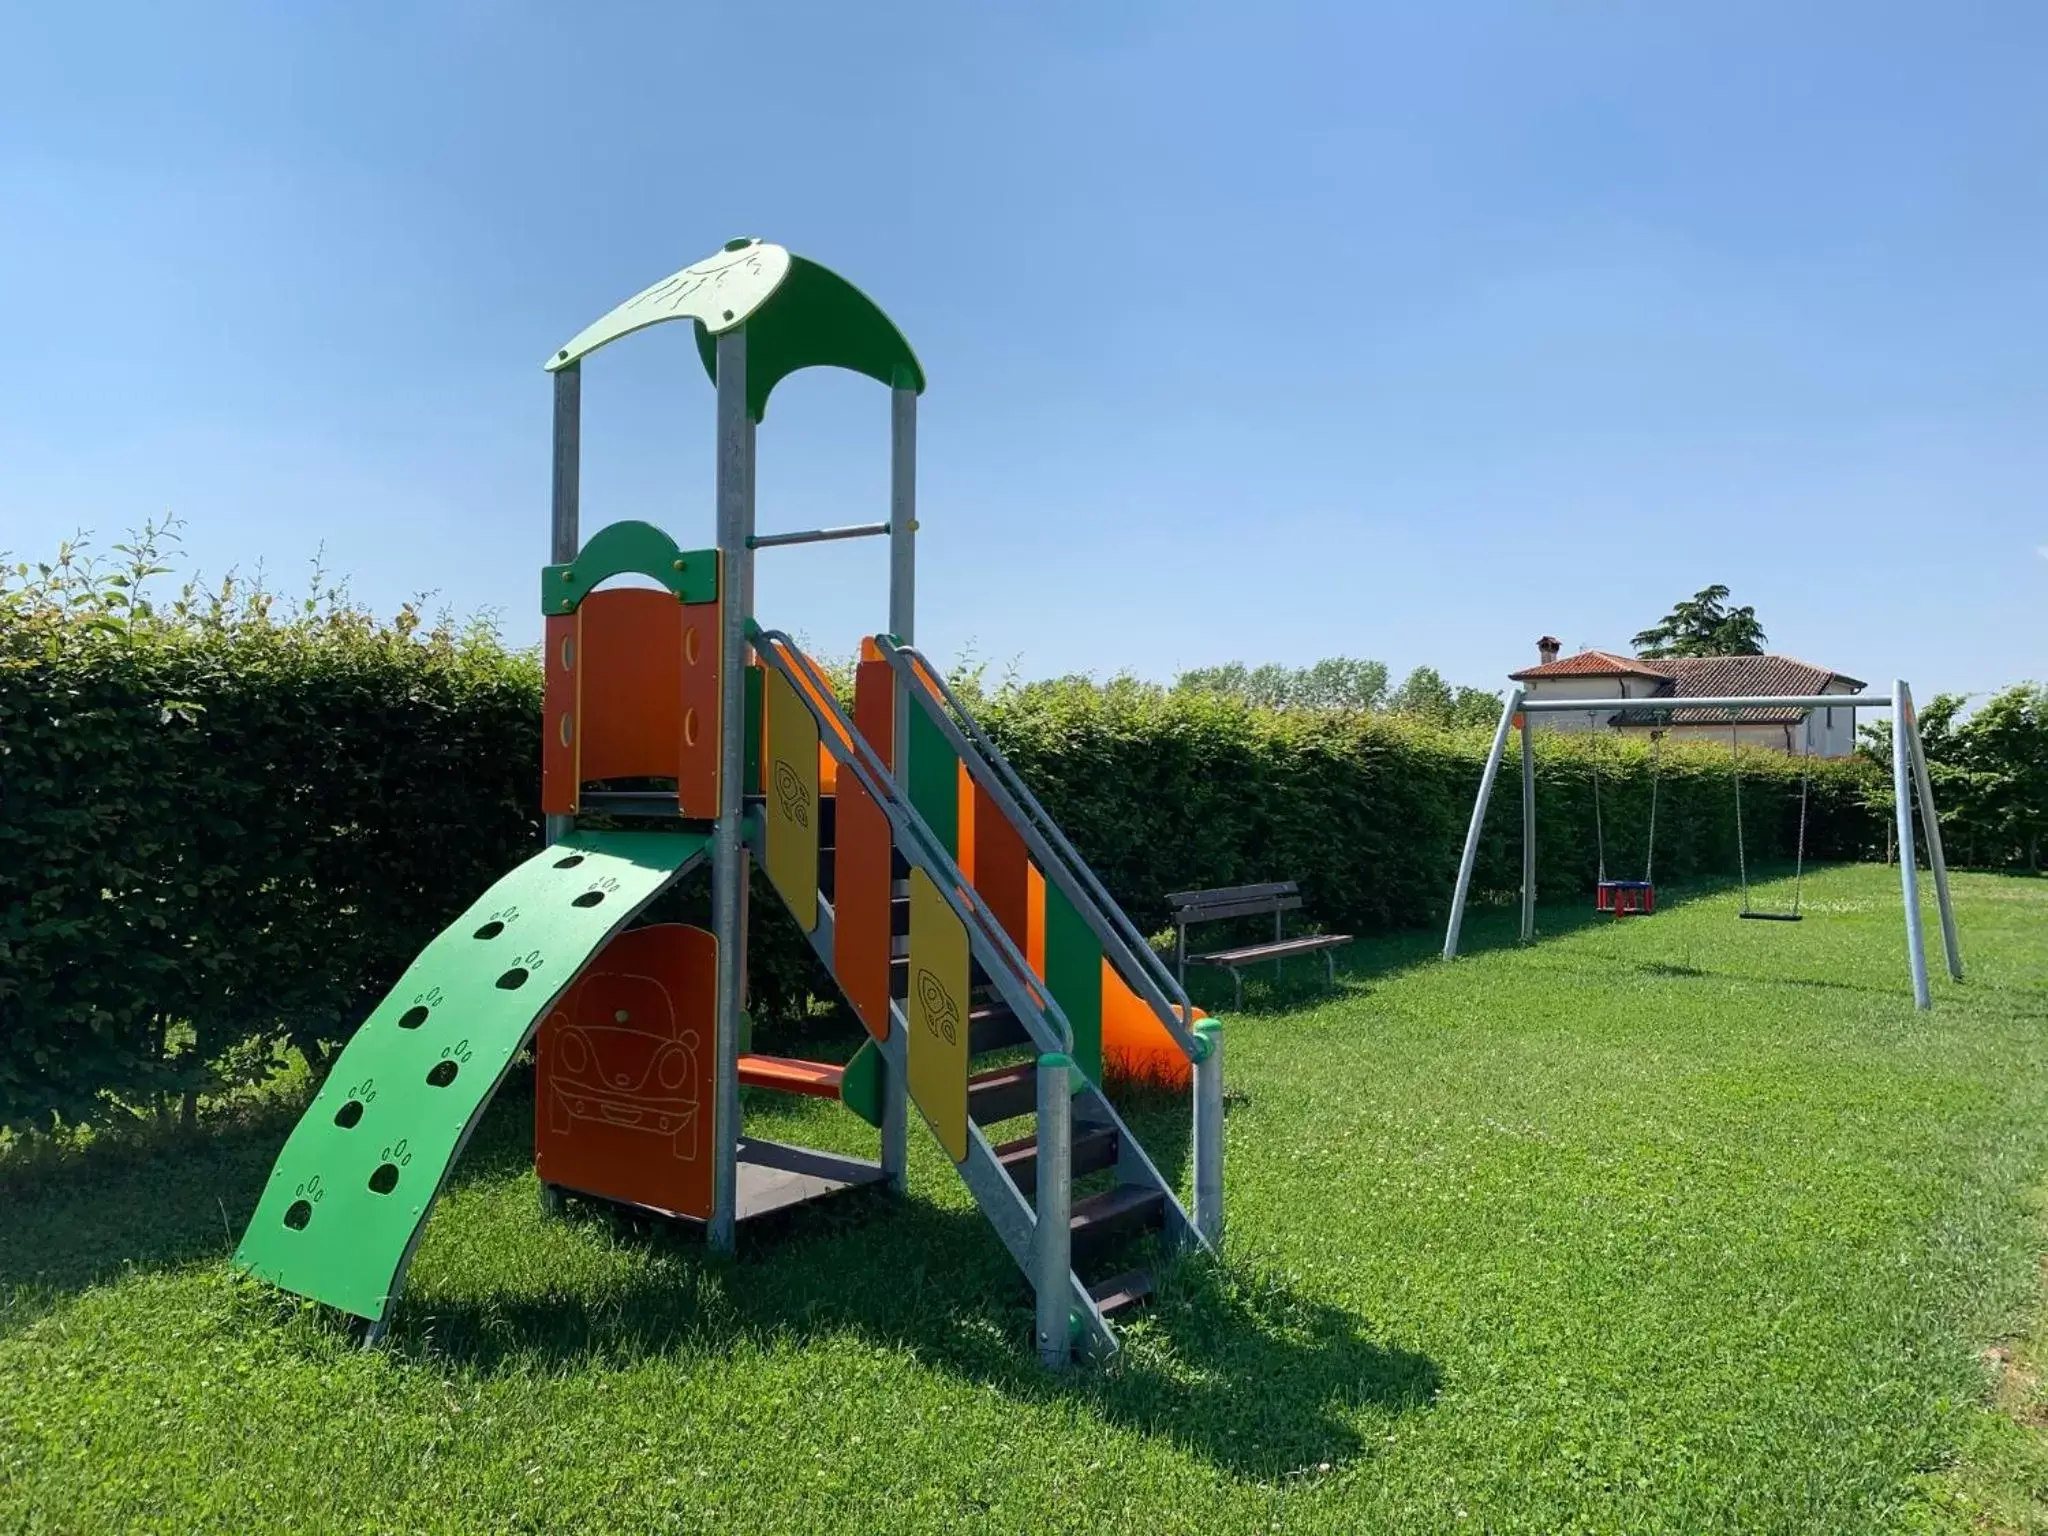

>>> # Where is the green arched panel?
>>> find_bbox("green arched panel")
[541,521,718,615]
[692,254,924,422]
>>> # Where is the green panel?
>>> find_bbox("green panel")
[232,829,711,1323]
[839,1039,883,1129]
[1042,881,1104,1085]
[695,254,925,422]
[904,702,959,858]
[743,666,764,796]
[541,521,717,614]
[547,239,792,371]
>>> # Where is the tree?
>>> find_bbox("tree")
[1859,685,2048,869]
[1174,656,1390,712]
[1388,665,1455,722]
[1632,584,1767,658]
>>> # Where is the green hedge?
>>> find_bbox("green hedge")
[971,678,1884,938]
[0,600,1886,1133]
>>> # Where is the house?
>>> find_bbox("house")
[1508,637,1866,757]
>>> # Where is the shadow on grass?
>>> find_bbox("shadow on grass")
[396,1189,1437,1477]
[0,1068,546,1339]
[4,1075,1436,1476]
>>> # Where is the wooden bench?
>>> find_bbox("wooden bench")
[1168,882,1353,1008]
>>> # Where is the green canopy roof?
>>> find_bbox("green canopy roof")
[546,238,923,421]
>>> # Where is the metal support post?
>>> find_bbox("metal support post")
[1891,679,1932,1011]
[1444,689,1520,960]
[545,364,581,848]
[1519,706,1537,943]
[879,384,918,1193]
[1192,1021,1224,1249]
[1034,1053,1074,1369]
[1900,681,1963,984]
[709,333,753,1249]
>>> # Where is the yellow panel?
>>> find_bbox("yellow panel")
[763,668,821,932]
[908,868,971,1163]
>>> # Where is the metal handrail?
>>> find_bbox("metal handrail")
[877,638,1202,1062]
[749,626,1073,1054]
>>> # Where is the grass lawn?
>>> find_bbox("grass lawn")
[5,864,2048,1534]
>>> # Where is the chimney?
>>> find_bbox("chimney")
[1536,635,1561,665]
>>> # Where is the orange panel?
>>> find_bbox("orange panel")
[853,657,895,770]
[577,588,685,789]
[957,760,976,882]
[534,923,716,1220]
[1026,863,1047,979]
[834,771,894,1042]
[1100,963,1199,1092]
[541,613,579,816]
[737,1054,845,1099]
[676,597,721,817]
[788,646,853,749]
[972,781,1031,953]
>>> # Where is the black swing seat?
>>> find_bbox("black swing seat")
[1739,911,1804,922]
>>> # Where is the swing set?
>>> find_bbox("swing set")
[1443,682,1964,1010]
[1587,709,1816,923]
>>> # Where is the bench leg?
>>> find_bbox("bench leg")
[1324,949,1336,988]
[1229,966,1244,1011]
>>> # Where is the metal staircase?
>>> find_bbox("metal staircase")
[750,627,1216,1365]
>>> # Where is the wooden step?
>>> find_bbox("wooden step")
[1069,1184,1166,1257]
[736,1054,844,1100]
[969,1002,1032,1055]
[992,1124,1119,1190]
[1086,1268,1154,1318]
[967,1062,1037,1125]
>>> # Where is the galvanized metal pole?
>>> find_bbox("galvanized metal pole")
[880,384,917,1194]
[1034,1052,1073,1369]
[1519,708,1537,943]
[1192,1021,1224,1249]
[709,333,753,1248]
[749,521,893,549]
[1891,679,1932,1011]
[545,365,582,849]
[1518,692,1895,714]
[889,386,917,642]
[1443,689,1520,960]
[1900,681,1963,983]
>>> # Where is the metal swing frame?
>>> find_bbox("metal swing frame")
[1441,683,1963,1010]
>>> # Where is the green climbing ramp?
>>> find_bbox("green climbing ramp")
[232,828,710,1324]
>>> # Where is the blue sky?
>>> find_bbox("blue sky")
[3,2,2043,699]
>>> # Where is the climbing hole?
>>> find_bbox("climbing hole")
[496,967,530,991]
[283,1200,312,1230]
[333,1100,364,1129]
[474,920,505,941]
[426,1060,459,1088]
[572,890,605,909]
[398,1005,429,1030]
[368,1163,401,1195]
[553,854,585,870]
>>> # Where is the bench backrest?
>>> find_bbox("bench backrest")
[1168,882,1302,927]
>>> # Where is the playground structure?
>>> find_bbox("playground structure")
[1442,687,1964,1009]
[232,239,1220,1369]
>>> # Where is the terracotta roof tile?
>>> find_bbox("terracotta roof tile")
[1609,654,1867,724]
[1508,650,1675,681]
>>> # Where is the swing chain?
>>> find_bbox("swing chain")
[1643,725,1664,885]
[1730,710,1750,915]
[1790,715,1813,916]
[1589,709,1608,885]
